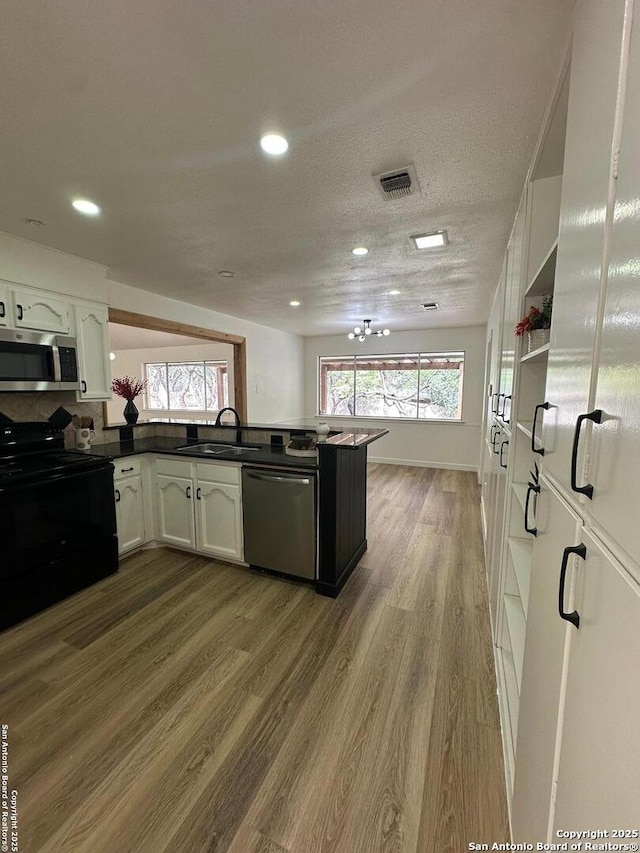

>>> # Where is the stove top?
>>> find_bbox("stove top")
[0,422,112,488]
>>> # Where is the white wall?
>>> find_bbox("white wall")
[0,232,305,423]
[106,342,234,424]
[304,326,487,470]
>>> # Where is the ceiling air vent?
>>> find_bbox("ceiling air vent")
[422,302,440,311]
[373,165,420,200]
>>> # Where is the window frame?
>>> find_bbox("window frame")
[144,359,229,414]
[317,351,465,422]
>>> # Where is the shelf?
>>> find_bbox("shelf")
[512,481,528,513]
[504,594,526,692]
[526,238,558,296]
[516,421,533,440]
[508,537,533,615]
[520,343,550,363]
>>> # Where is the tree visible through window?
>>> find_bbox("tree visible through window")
[319,353,464,420]
[145,361,229,412]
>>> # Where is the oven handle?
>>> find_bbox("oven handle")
[0,463,114,494]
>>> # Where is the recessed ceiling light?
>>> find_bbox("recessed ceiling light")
[217,270,236,278]
[24,218,46,228]
[289,300,301,307]
[72,198,101,216]
[411,230,448,249]
[388,289,401,295]
[260,133,289,156]
[351,247,369,256]
[109,352,116,361]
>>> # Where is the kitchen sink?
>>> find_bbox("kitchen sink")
[176,443,260,455]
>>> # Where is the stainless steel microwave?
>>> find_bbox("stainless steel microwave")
[0,329,80,391]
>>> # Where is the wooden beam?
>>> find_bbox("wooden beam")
[233,339,248,423]
[108,308,245,346]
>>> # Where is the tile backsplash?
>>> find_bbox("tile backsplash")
[0,392,106,448]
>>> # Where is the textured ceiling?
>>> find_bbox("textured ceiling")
[0,0,574,336]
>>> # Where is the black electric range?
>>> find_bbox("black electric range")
[0,422,118,631]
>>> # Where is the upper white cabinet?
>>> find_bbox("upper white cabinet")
[587,13,640,571]
[74,303,112,400]
[0,282,8,326]
[541,0,629,496]
[11,287,71,334]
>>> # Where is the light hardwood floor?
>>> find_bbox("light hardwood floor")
[0,464,510,852]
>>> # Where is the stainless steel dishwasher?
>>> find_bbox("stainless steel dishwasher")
[242,467,316,580]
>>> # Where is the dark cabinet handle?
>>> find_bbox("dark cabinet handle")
[16,303,24,321]
[559,543,586,629]
[502,395,512,424]
[531,402,551,456]
[0,301,5,318]
[571,410,603,499]
[81,380,87,393]
[115,488,121,503]
[492,426,501,454]
[490,424,499,444]
[120,466,134,473]
[186,485,191,499]
[491,393,499,414]
[499,439,509,469]
[196,487,201,500]
[524,482,540,536]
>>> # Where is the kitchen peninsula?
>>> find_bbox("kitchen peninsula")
[91,419,388,598]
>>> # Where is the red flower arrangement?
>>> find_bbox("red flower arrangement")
[514,296,553,337]
[111,375,146,401]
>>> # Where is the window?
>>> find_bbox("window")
[145,361,229,412]
[319,352,464,420]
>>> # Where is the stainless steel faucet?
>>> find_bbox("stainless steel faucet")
[214,407,242,444]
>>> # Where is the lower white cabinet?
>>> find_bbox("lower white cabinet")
[114,457,148,555]
[153,457,243,561]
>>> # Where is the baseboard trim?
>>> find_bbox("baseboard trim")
[316,539,367,598]
[367,456,478,472]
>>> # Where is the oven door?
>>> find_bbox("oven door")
[0,465,117,580]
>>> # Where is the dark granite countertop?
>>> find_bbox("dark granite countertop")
[88,437,319,469]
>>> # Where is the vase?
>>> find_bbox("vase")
[123,399,139,425]
[527,329,550,353]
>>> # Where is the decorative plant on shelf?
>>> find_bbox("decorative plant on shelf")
[515,295,553,351]
[111,375,147,425]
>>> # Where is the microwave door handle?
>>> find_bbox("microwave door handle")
[51,346,62,382]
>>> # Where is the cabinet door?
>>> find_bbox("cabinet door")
[155,475,195,549]
[115,475,145,554]
[588,13,640,573]
[553,530,640,830]
[541,0,629,494]
[75,304,112,400]
[0,282,8,326]
[511,481,582,843]
[11,287,71,334]
[195,481,243,561]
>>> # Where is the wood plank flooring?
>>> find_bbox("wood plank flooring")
[0,463,510,852]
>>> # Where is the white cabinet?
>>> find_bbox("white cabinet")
[552,529,640,831]
[114,457,147,556]
[511,481,581,842]
[541,0,629,497]
[11,287,71,334]
[587,15,640,571]
[156,474,196,549]
[75,303,112,400]
[0,282,8,326]
[196,481,243,561]
[153,457,243,561]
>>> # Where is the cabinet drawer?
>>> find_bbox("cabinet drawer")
[114,457,143,480]
[154,456,193,479]
[195,461,241,485]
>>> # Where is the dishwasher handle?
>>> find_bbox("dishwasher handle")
[245,470,311,485]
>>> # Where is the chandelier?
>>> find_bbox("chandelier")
[347,319,391,341]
